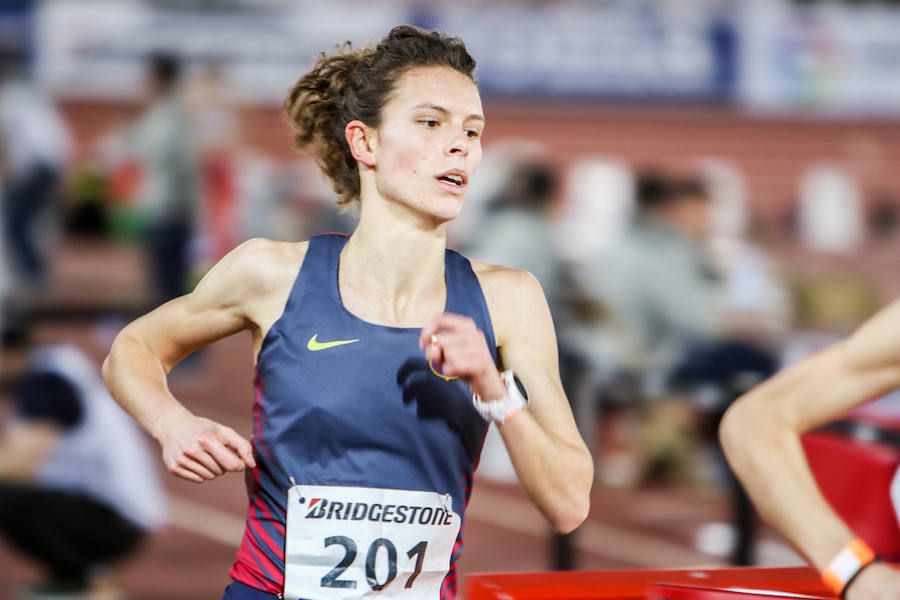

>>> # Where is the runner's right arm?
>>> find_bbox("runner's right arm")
[102,238,303,482]
[720,298,900,600]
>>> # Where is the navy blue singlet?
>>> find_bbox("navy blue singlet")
[229,234,495,599]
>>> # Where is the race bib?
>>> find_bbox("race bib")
[284,484,460,600]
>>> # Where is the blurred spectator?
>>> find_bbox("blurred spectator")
[574,171,725,386]
[0,322,164,599]
[125,52,199,303]
[235,150,291,241]
[0,56,71,291]
[0,240,5,361]
[700,158,791,352]
[868,193,900,243]
[652,178,782,414]
[468,160,561,305]
[570,172,783,499]
[187,63,240,262]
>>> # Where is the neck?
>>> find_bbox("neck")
[345,208,445,285]
[338,199,448,325]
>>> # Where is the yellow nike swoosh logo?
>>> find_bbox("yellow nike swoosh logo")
[307,334,360,351]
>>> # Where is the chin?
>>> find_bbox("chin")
[402,192,463,225]
[427,197,465,224]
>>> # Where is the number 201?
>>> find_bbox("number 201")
[321,536,428,591]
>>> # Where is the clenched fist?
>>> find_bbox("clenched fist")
[152,407,256,483]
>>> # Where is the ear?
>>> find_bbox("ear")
[345,120,376,168]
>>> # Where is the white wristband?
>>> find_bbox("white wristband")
[821,538,877,598]
[472,370,529,424]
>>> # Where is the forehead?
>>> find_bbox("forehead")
[386,66,482,119]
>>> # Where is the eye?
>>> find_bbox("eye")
[420,119,439,128]
[466,129,481,139]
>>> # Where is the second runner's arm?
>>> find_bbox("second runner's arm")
[720,299,900,599]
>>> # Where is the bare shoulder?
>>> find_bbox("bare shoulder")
[471,259,544,301]
[192,238,309,326]
[202,238,305,286]
[224,237,308,288]
[470,259,550,344]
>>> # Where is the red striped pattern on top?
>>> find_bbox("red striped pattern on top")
[230,369,285,594]
[252,369,274,462]
[229,524,282,594]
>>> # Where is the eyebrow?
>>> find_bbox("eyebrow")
[411,102,484,122]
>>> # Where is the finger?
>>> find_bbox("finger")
[202,437,246,472]
[431,333,443,358]
[439,343,483,380]
[441,342,495,382]
[438,352,475,380]
[445,329,491,358]
[428,335,445,372]
[171,466,205,483]
[429,332,469,364]
[419,312,473,348]
[420,330,439,361]
[220,428,256,469]
[419,315,442,349]
[177,455,218,480]
[430,332,470,367]
[438,360,455,378]
[186,445,225,476]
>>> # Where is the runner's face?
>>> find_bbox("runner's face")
[371,66,483,222]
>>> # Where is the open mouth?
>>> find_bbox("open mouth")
[436,170,468,191]
[437,174,465,186]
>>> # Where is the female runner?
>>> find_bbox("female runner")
[103,25,592,600]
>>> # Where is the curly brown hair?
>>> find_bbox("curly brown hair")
[284,25,477,209]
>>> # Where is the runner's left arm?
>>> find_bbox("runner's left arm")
[421,268,593,534]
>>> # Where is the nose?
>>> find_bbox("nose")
[446,130,472,157]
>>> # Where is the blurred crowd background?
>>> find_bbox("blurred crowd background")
[1,0,900,598]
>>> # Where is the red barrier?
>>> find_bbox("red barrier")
[466,567,831,600]
[802,431,900,559]
[646,583,831,600]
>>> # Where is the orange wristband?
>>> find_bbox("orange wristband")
[821,538,877,597]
